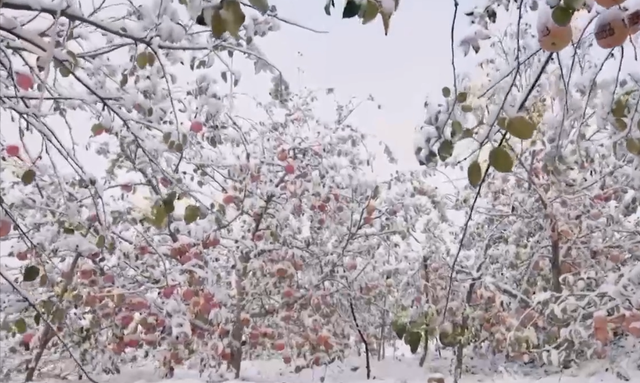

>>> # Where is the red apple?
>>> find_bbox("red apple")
[203,235,220,249]
[283,287,295,298]
[182,288,195,301]
[103,273,115,284]
[273,340,286,351]
[137,245,150,255]
[6,145,20,157]
[121,184,133,193]
[253,232,264,242]
[22,332,35,345]
[277,150,288,162]
[222,194,236,205]
[78,268,94,280]
[283,354,292,364]
[118,313,134,327]
[161,285,176,298]
[190,120,203,133]
[364,216,374,225]
[284,164,295,174]
[345,259,357,272]
[15,72,34,91]
[15,250,29,261]
[0,219,11,238]
[159,177,172,188]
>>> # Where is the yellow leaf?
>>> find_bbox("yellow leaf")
[146,51,156,67]
[626,137,640,155]
[222,0,246,38]
[249,0,269,14]
[505,115,536,140]
[614,118,627,132]
[467,161,482,187]
[211,10,226,38]
[136,53,148,69]
[489,147,514,173]
[362,0,379,24]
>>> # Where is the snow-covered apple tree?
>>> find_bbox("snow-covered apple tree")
[413,0,640,381]
[0,0,428,381]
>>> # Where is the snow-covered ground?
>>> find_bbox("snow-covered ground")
[21,344,638,383]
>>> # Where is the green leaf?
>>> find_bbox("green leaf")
[34,313,41,326]
[612,98,627,118]
[451,120,463,138]
[146,52,156,67]
[21,169,36,185]
[391,319,407,340]
[150,205,168,229]
[497,116,507,129]
[505,115,536,140]
[96,235,105,249]
[163,132,172,144]
[343,0,360,18]
[23,265,40,282]
[184,205,200,225]
[551,5,573,27]
[59,66,72,77]
[361,0,378,24]
[456,92,468,103]
[249,0,269,14]
[442,87,451,98]
[489,147,514,173]
[437,140,454,161]
[136,53,148,69]
[324,0,334,15]
[467,161,482,187]
[52,307,66,324]
[91,123,105,136]
[221,0,246,38]
[626,137,640,155]
[461,104,473,113]
[614,118,627,132]
[210,10,226,38]
[120,73,128,88]
[404,331,422,354]
[14,318,27,334]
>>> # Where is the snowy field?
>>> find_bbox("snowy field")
[19,344,639,383]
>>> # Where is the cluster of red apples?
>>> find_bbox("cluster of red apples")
[538,0,639,52]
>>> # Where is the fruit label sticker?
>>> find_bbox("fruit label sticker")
[595,23,616,40]
[539,26,551,38]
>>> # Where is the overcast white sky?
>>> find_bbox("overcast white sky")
[232,0,472,173]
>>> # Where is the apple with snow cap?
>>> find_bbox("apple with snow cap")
[537,5,573,52]
[594,8,629,48]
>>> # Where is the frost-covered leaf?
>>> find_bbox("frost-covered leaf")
[442,87,451,98]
